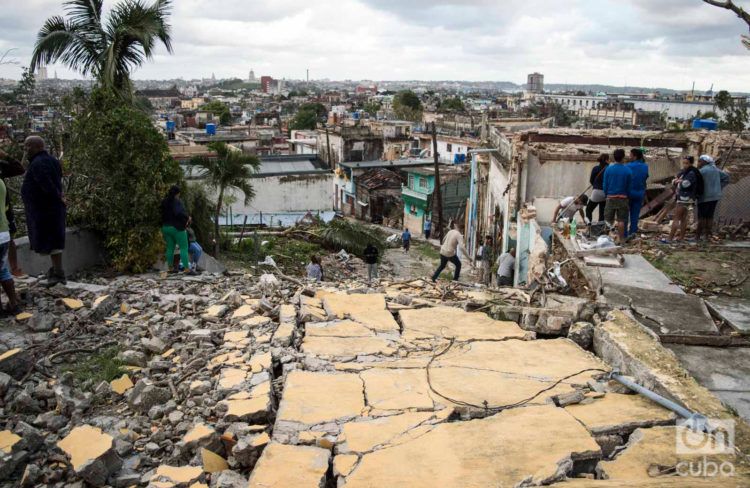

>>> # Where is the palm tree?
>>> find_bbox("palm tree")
[191,142,260,256]
[30,0,173,95]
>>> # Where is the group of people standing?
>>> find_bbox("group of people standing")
[0,136,67,316]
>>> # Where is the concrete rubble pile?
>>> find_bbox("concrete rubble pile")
[0,270,747,487]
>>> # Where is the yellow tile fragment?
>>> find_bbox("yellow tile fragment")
[223,330,248,343]
[0,430,21,453]
[231,305,255,320]
[334,454,359,477]
[15,312,32,321]
[189,483,209,488]
[63,298,85,310]
[56,425,114,471]
[162,348,175,358]
[110,374,134,395]
[120,303,130,314]
[0,348,20,362]
[93,295,109,308]
[201,448,228,473]
[150,465,203,486]
[251,432,270,448]
[183,424,215,444]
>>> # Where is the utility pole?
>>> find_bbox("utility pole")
[325,124,333,169]
[431,122,443,241]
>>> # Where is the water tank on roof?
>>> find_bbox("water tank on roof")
[692,119,718,131]
[206,123,216,135]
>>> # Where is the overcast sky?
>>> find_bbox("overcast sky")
[1,0,748,91]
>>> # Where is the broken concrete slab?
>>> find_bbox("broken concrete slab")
[604,285,719,337]
[429,338,608,409]
[56,425,122,485]
[343,404,600,487]
[276,371,365,426]
[302,335,396,359]
[339,410,445,453]
[565,393,674,435]
[247,443,330,488]
[595,254,685,294]
[667,344,750,423]
[597,426,735,482]
[321,293,400,332]
[399,306,527,341]
[705,297,750,336]
[361,368,435,411]
[594,310,750,455]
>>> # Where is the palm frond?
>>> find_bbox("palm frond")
[319,219,386,257]
[30,16,99,76]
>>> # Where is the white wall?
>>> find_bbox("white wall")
[224,174,334,214]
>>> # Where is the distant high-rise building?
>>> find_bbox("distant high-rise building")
[527,72,544,93]
[248,69,256,82]
[37,66,48,81]
[261,76,273,93]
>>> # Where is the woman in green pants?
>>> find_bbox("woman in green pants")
[161,186,194,274]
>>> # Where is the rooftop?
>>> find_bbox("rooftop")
[339,158,434,170]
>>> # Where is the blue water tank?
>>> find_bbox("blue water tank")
[453,153,467,164]
[206,123,216,135]
[352,112,360,120]
[692,119,718,131]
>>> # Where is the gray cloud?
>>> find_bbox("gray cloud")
[0,0,747,91]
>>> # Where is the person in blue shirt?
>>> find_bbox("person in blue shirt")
[402,228,412,253]
[602,149,632,244]
[626,148,649,239]
[423,218,432,240]
[696,155,730,242]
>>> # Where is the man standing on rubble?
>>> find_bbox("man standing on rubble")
[626,148,649,239]
[602,149,632,244]
[476,236,493,286]
[431,221,469,282]
[21,136,67,286]
[363,242,379,282]
[696,155,730,242]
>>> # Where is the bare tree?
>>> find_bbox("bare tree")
[703,0,750,48]
[0,48,19,66]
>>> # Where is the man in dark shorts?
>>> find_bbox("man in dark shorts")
[602,149,632,244]
[696,155,730,242]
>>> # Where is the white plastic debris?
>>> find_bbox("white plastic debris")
[259,274,280,295]
[336,249,350,263]
[258,256,277,268]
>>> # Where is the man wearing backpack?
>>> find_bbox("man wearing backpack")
[662,156,703,244]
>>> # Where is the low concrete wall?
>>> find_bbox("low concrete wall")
[15,228,106,277]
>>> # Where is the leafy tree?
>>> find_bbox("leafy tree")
[702,0,750,49]
[190,142,260,256]
[439,97,465,113]
[289,103,327,130]
[393,90,423,121]
[67,88,182,272]
[363,101,382,116]
[714,90,748,132]
[199,100,231,125]
[12,68,36,136]
[30,0,173,95]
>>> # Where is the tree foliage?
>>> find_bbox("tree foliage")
[393,90,423,121]
[362,101,382,116]
[199,100,231,125]
[190,142,260,255]
[30,0,173,95]
[715,90,749,132]
[319,218,386,259]
[289,103,327,130]
[67,88,182,272]
[439,97,465,113]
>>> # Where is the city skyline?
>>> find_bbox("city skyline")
[0,0,749,92]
